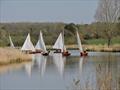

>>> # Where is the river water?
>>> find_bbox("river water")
[0,50,120,90]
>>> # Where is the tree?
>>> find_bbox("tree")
[64,23,77,35]
[95,0,120,47]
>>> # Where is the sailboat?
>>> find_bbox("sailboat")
[36,31,50,56]
[9,35,15,48]
[62,30,71,56]
[35,31,45,53]
[53,31,70,56]
[21,33,35,54]
[53,33,64,53]
[76,31,88,56]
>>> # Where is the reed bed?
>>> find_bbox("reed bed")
[0,47,32,65]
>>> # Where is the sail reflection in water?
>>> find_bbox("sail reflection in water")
[35,54,47,76]
[52,54,66,77]
[79,57,83,76]
[24,62,33,78]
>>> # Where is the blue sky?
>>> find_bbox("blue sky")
[0,0,99,24]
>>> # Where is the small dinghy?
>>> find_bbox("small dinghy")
[76,30,88,56]
[37,31,50,56]
[53,31,70,56]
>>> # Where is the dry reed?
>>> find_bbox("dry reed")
[0,47,32,65]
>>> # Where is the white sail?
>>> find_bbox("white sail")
[53,33,64,51]
[35,32,42,50]
[21,33,35,51]
[9,35,15,48]
[76,31,83,52]
[39,31,47,52]
[35,39,41,49]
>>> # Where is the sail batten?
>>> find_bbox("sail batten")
[21,33,35,51]
[76,31,83,52]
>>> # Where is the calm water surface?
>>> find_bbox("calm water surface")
[0,50,120,90]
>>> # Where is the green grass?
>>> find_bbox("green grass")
[85,37,120,45]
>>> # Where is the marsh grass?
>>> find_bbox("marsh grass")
[0,47,32,65]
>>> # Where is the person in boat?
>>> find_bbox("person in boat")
[41,50,50,56]
[80,50,88,56]
[54,49,61,53]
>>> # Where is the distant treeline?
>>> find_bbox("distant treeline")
[0,22,120,47]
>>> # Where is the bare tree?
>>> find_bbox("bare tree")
[95,0,120,47]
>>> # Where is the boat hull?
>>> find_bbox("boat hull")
[42,51,50,56]
[80,52,88,56]
[62,52,71,56]
[42,53,49,56]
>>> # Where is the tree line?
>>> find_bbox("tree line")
[0,22,119,47]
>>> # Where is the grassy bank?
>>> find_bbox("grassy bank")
[85,37,120,45]
[46,44,120,52]
[0,48,32,65]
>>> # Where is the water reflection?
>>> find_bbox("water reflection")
[0,51,120,90]
[24,62,33,77]
[79,57,83,75]
[52,53,65,77]
[35,54,47,77]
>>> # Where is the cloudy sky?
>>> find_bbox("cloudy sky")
[0,0,99,24]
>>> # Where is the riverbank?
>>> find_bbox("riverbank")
[0,48,32,66]
[47,44,120,52]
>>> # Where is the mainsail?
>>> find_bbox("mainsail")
[35,32,42,50]
[53,33,64,51]
[9,35,15,48]
[21,33,35,51]
[76,31,83,52]
[39,31,47,52]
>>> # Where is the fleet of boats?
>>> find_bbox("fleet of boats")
[9,30,88,56]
